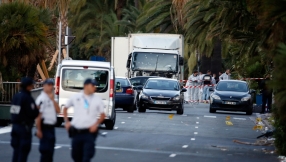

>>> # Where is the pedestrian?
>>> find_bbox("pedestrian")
[259,74,272,114]
[188,70,199,102]
[35,79,60,162]
[184,79,190,103]
[198,72,204,102]
[212,73,216,85]
[63,78,106,162]
[219,69,231,81]
[10,77,39,162]
[201,70,212,103]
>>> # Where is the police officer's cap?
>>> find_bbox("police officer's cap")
[84,78,98,86]
[20,77,35,88]
[43,79,54,85]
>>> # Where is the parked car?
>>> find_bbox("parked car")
[136,78,186,114]
[55,60,116,130]
[129,76,160,109]
[209,80,255,115]
[115,77,135,113]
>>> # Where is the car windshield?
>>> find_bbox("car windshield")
[216,82,248,92]
[61,69,108,92]
[131,52,178,72]
[144,80,179,91]
[129,77,157,86]
[115,78,130,87]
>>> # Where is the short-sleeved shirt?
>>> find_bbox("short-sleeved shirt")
[36,91,57,125]
[65,91,105,129]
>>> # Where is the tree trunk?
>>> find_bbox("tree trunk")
[200,55,211,74]
[27,63,37,79]
[116,0,127,20]
[211,40,222,76]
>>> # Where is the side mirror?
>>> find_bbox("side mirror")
[126,60,131,69]
[181,88,187,92]
[179,56,184,66]
[116,82,121,90]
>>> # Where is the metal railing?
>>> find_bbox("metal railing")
[0,82,43,104]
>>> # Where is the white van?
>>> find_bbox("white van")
[54,60,116,130]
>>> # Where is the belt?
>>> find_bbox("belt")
[42,124,55,128]
[74,128,90,134]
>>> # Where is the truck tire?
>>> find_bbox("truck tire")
[127,105,134,113]
[105,112,116,130]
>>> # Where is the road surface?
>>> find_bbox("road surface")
[0,103,277,162]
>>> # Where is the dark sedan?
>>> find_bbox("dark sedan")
[137,78,186,114]
[115,77,135,113]
[129,76,160,108]
[209,80,255,115]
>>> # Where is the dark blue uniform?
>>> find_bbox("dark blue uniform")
[10,86,39,162]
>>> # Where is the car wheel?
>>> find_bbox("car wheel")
[127,105,134,113]
[209,105,216,113]
[246,110,253,115]
[176,105,184,115]
[138,104,146,113]
[55,117,63,127]
[105,112,116,130]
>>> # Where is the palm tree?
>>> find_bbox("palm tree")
[0,2,51,78]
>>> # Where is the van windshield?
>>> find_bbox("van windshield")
[61,69,109,92]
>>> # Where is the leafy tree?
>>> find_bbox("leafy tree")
[0,2,51,79]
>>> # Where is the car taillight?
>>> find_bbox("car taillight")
[55,77,60,95]
[109,79,114,97]
[126,88,133,94]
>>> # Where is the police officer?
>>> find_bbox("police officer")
[63,78,106,162]
[259,74,272,114]
[35,79,60,162]
[10,77,39,162]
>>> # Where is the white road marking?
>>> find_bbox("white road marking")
[169,154,176,157]
[182,145,188,148]
[204,115,216,118]
[194,132,198,135]
[191,138,195,140]
[128,117,131,118]
[195,126,198,129]
[114,127,118,129]
[233,117,246,120]
[0,126,11,134]
[54,146,62,149]
[121,122,125,124]
[196,117,200,119]
[181,115,187,117]
[196,122,199,124]
[0,141,214,157]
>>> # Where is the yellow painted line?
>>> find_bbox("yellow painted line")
[225,121,233,125]
[169,114,174,119]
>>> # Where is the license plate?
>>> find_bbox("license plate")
[154,101,167,104]
[116,88,122,92]
[224,101,236,105]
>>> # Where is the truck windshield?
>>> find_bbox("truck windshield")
[131,52,178,72]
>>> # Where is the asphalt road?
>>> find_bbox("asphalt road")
[0,103,277,162]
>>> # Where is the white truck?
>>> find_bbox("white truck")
[111,33,184,80]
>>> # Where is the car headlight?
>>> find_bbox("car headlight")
[241,96,251,101]
[141,94,148,99]
[212,94,221,100]
[173,95,180,101]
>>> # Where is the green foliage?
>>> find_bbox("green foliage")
[271,43,286,155]
[0,2,51,78]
